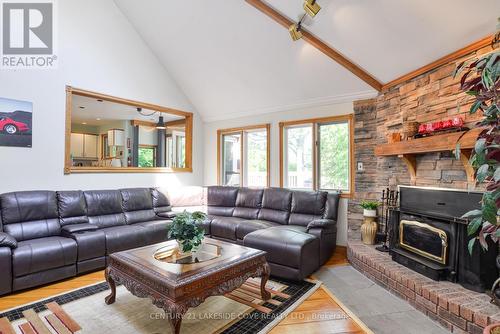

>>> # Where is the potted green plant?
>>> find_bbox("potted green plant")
[454,22,499,334]
[359,201,380,245]
[360,200,379,218]
[168,211,207,255]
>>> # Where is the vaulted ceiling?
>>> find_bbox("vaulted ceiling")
[114,0,499,122]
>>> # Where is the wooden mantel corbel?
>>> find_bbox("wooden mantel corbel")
[399,154,417,185]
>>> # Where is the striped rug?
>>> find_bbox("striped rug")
[0,277,320,334]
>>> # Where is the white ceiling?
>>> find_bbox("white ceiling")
[72,95,182,126]
[114,0,500,122]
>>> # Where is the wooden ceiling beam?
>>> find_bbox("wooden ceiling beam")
[245,0,383,92]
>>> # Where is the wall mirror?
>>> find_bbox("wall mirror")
[64,87,193,174]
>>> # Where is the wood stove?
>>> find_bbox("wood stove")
[389,186,498,292]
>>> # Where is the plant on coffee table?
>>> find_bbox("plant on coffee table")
[168,211,207,254]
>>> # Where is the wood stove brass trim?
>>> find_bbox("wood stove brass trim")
[399,220,448,265]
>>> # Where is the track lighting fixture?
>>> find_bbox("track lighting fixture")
[289,22,303,41]
[289,1,321,41]
[303,0,321,18]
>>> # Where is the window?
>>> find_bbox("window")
[165,130,186,168]
[280,115,353,196]
[218,124,270,187]
[284,125,313,189]
[138,146,156,167]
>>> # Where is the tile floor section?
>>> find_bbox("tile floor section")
[316,264,450,334]
[344,241,500,334]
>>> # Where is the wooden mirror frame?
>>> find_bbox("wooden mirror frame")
[64,86,193,174]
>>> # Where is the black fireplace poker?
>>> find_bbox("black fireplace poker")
[376,188,398,253]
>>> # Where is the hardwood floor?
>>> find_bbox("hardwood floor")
[0,246,367,334]
[0,271,104,311]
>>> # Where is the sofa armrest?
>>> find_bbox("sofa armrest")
[0,247,12,295]
[61,223,99,235]
[0,232,17,249]
[307,219,336,232]
[157,211,177,219]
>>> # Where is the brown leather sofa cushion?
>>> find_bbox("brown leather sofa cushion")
[57,191,88,226]
[289,190,327,226]
[207,186,238,207]
[151,188,172,214]
[291,190,327,215]
[1,191,60,241]
[101,225,148,254]
[132,220,171,244]
[324,192,341,220]
[233,188,263,219]
[235,188,263,208]
[257,188,292,224]
[210,216,247,241]
[12,237,77,277]
[243,227,319,269]
[235,220,278,240]
[84,190,126,228]
[120,188,157,224]
[0,232,17,248]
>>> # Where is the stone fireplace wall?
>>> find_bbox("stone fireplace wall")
[348,44,494,240]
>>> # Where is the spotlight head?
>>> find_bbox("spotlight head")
[289,23,303,41]
[303,0,321,18]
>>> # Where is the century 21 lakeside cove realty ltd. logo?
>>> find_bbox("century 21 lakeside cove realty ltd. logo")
[1,0,57,69]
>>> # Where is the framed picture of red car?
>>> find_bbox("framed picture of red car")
[0,97,32,148]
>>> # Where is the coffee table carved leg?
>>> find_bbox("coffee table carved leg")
[167,307,186,334]
[260,262,271,301]
[105,267,116,305]
[169,315,182,334]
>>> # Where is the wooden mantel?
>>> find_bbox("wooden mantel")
[374,128,482,185]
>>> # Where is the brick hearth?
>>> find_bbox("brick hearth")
[348,241,500,334]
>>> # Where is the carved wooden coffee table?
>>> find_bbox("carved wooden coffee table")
[104,238,271,334]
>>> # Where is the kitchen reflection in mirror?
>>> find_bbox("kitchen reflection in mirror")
[65,87,192,174]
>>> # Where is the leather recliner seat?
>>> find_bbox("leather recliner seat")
[206,186,340,280]
[0,191,78,291]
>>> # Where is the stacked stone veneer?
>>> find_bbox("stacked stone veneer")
[348,242,500,333]
[346,44,499,332]
[348,43,495,240]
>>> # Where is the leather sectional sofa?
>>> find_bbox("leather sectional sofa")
[0,188,173,295]
[205,186,340,280]
[0,186,339,296]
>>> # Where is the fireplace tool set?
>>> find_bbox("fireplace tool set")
[375,188,399,252]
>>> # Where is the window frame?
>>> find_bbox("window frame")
[217,124,271,187]
[279,114,354,198]
[138,144,157,168]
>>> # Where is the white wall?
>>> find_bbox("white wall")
[0,0,203,192]
[203,102,354,246]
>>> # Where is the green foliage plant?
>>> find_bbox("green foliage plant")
[168,211,206,253]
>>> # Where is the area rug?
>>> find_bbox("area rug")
[0,277,320,334]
